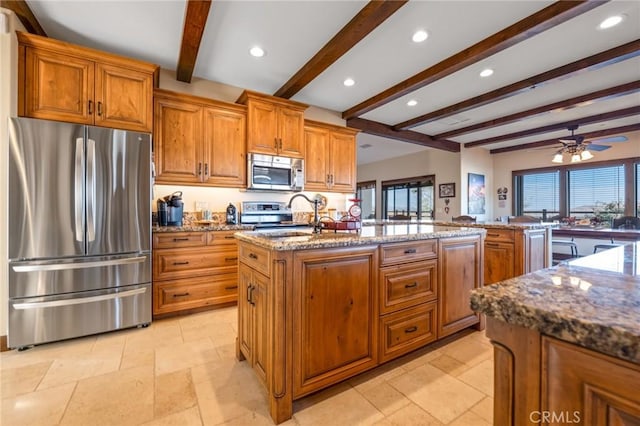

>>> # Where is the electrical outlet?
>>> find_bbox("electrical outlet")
[195,201,208,211]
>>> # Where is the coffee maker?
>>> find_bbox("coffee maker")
[157,191,184,226]
[226,203,238,225]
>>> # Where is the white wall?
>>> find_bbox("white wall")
[1,10,25,339]
[357,148,461,220]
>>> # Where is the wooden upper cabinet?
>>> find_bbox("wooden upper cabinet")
[18,32,158,132]
[154,95,202,184]
[237,90,307,158]
[304,120,359,193]
[203,107,246,187]
[154,89,247,188]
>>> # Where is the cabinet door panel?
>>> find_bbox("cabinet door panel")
[252,271,270,386]
[380,260,437,314]
[154,98,202,183]
[379,302,437,362]
[24,48,94,124]
[278,107,304,158]
[238,264,253,361]
[303,126,329,190]
[524,230,548,273]
[153,273,237,315]
[153,246,237,280]
[484,242,515,285]
[329,132,356,192]
[247,100,278,155]
[203,107,246,187]
[95,63,153,132]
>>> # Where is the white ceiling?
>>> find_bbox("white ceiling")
[25,0,640,165]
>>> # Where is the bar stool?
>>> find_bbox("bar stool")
[552,238,579,257]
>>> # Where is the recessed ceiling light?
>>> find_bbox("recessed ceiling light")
[479,68,494,78]
[598,15,623,29]
[412,30,428,43]
[249,46,265,57]
[407,99,418,107]
[343,78,355,87]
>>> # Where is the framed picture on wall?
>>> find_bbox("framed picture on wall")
[468,173,486,214]
[439,182,455,198]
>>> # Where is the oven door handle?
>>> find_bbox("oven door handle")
[12,287,147,310]
[12,255,146,272]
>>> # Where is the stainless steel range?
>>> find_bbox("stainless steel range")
[240,201,309,230]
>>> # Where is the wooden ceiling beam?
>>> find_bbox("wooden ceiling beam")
[1,0,47,36]
[489,124,640,154]
[464,106,640,148]
[176,0,212,83]
[274,0,407,99]
[342,0,605,120]
[394,39,640,130]
[435,80,640,139]
[346,117,460,152]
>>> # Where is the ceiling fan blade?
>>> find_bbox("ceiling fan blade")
[586,144,611,152]
[588,135,628,144]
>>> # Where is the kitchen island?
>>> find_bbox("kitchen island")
[235,224,486,424]
[471,243,640,425]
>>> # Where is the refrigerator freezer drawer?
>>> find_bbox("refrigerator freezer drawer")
[8,283,151,349]
[9,253,151,298]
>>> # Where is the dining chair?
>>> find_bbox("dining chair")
[508,215,541,223]
[452,215,476,222]
[612,216,640,229]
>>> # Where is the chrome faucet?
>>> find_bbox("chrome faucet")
[287,194,322,234]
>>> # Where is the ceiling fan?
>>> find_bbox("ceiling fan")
[551,125,628,163]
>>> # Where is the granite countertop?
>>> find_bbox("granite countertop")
[471,242,640,363]
[235,223,486,251]
[362,219,553,230]
[153,224,254,232]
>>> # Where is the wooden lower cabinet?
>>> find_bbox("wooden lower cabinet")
[484,241,515,284]
[152,231,238,316]
[379,302,437,363]
[487,317,640,426]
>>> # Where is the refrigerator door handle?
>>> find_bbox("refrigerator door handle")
[12,287,147,310]
[74,137,84,242]
[86,138,96,242]
[12,255,146,272]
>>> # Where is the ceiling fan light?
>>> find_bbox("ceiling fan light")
[581,150,593,160]
[571,153,581,163]
[552,153,564,163]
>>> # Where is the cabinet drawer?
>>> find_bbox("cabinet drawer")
[380,260,437,314]
[153,232,207,249]
[238,243,271,277]
[153,273,238,315]
[380,302,438,363]
[153,246,238,280]
[380,240,437,266]
[484,229,514,242]
[207,230,239,246]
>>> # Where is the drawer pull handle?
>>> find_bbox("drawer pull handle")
[486,242,500,247]
[248,253,258,260]
[225,257,238,261]
[225,285,238,290]
[173,261,190,265]
[404,326,418,333]
[404,248,417,254]
[487,233,500,237]
[405,282,418,289]
[224,235,235,239]
[173,238,189,241]
[173,292,190,298]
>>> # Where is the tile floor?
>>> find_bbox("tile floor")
[1,307,494,425]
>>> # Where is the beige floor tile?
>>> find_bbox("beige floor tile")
[470,397,494,424]
[0,360,51,398]
[0,337,95,370]
[155,369,198,419]
[155,338,220,376]
[348,360,407,393]
[428,354,470,376]
[215,342,239,361]
[143,407,203,426]
[61,365,154,425]
[440,337,492,368]
[293,382,352,412]
[121,345,156,371]
[1,382,75,426]
[447,410,492,426]
[181,321,236,344]
[388,364,484,424]
[220,410,299,426]
[456,358,494,397]
[399,347,443,372]
[357,381,412,416]
[383,402,443,426]
[294,387,384,426]
[37,346,123,390]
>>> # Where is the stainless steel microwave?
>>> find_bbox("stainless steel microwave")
[247,153,304,191]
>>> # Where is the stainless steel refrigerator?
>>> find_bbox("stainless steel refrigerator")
[8,117,152,349]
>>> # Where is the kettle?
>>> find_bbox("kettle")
[163,191,184,226]
[226,203,237,225]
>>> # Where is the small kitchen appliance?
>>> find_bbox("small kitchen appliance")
[163,191,184,226]
[247,153,304,191]
[226,203,238,224]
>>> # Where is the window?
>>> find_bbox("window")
[569,165,624,219]
[515,171,560,219]
[356,181,376,220]
[637,163,640,216]
[381,175,434,220]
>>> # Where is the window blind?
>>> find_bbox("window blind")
[521,171,559,216]
[569,165,625,216]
